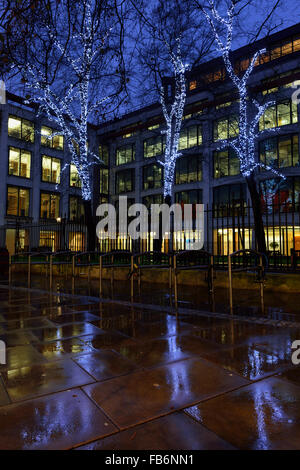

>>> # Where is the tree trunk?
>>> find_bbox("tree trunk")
[152,195,172,253]
[246,173,267,254]
[83,199,96,252]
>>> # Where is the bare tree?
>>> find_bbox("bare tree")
[2,0,130,250]
[195,0,283,254]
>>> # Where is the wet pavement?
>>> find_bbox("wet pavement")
[0,283,299,449]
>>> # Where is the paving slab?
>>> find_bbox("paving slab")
[0,389,117,450]
[1,358,95,402]
[184,377,300,450]
[76,412,235,450]
[0,344,46,371]
[117,335,222,368]
[31,322,102,342]
[82,332,140,353]
[74,350,137,381]
[276,367,300,387]
[202,344,291,380]
[34,338,95,360]
[83,357,249,429]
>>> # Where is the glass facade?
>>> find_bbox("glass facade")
[260,176,300,212]
[144,135,165,158]
[178,125,202,150]
[100,168,109,195]
[99,144,109,165]
[116,169,135,194]
[143,164,162,190]
[213,184,247,217]
[260,134,299,168]
[175,154,202,184]
[116,144,135,165]
[213,115,239,141]
[214,149,240,178]
[259,100,298,130]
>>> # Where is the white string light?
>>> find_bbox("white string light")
[19,0,112,201]
[159,38,188,199]
[203,0,284,180]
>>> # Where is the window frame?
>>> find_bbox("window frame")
[6,185,30,217]
[115,168,135,194]
[259,134,299,169]
[40,125,64,151]
[40,191,61,220]
[8,115,35,143]
[8,146,31,179]
[41,155,61,184]
[116,144,135,166]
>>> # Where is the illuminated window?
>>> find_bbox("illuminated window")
[175,189,202,205]
[8,147,31,178]
[40,192,60,219]
[189,80,197,91]
[41,126,64,150]
[70,164,81,188]
[179,125,202,150]
[69,196,85,221]
[260,177,300,213]
[100,168,109,194]
[142,194,163,208]
[99,144,109,165]
[144,135,165,158]
[214,149,240,179]
[293,35,300,52]
[42,156,61,184]
[259,100,298,130]
[7,186,30,217]
[147,123,160,131]
[116,144,135,165]
[8,115,34,143]
[260,135,299,169]
[116,169,135,194]
[176,154,202,184]
[214,116,239,141]
[143,164,162,190]
[213,184,246,217]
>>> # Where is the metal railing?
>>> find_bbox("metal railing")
[132,251,173,296]
[173,250,214,310]
[228,249,265,314]
[99,251,132,298]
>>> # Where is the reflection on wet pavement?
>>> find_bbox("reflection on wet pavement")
[0,284,299,449]
[184,377,300,450]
